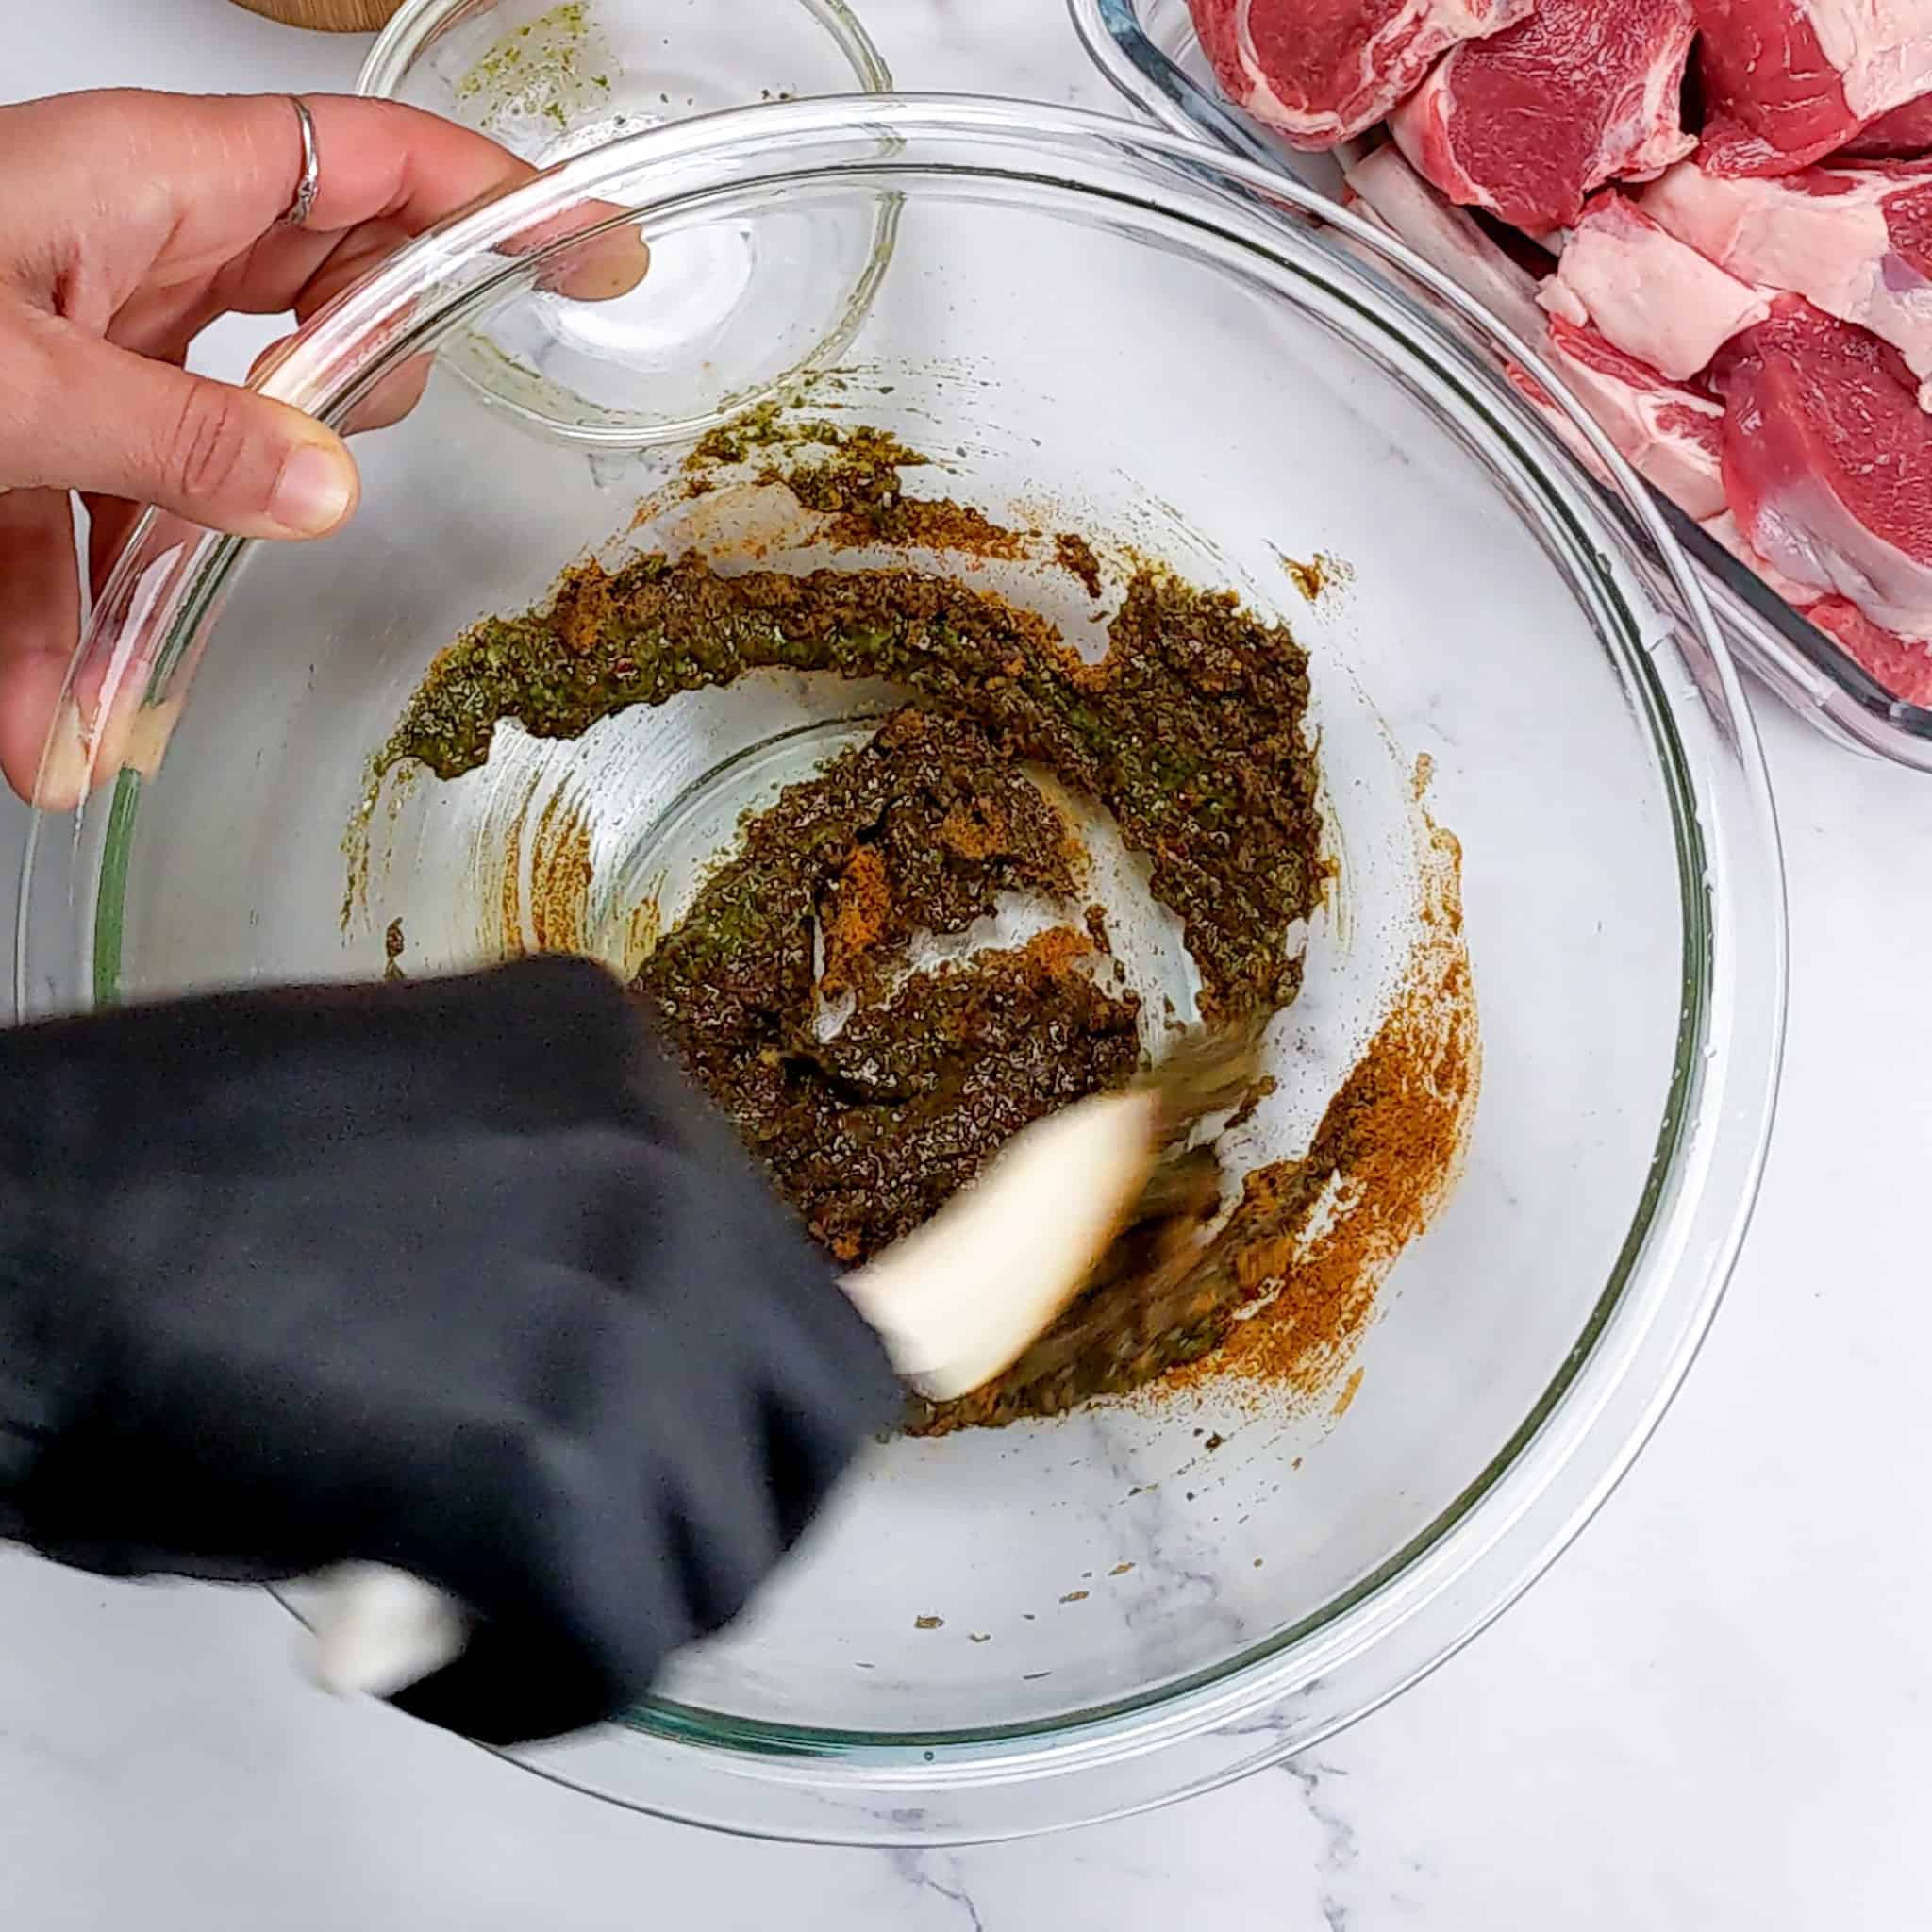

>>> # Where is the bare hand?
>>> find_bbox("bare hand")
[0,89,544,799]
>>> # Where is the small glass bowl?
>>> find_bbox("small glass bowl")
[359,0,894,443]
[16,98,1785,1842]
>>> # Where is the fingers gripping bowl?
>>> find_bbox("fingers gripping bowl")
[13,101,1785,1841]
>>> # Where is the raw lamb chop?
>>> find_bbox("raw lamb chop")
[1711,298,1932,635]
[1389,0,1697,232]
[1809,597,1932,701]
[1343,147,1727,513]
[1701,508,1826,604]
[1708,464,1932,708]
[1189,0,1531,150]
[1835,91,1932,158]
[1540,192,1771,378]
[1642,158,1932,404]
[1536,315,1728,515]
[1707,469,1932,713]
[1694,0,1932,177]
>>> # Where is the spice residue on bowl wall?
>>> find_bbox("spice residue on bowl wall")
[359,405,1477,1433]
[452,2,615,139]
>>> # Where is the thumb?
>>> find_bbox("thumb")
[19,325,358,540]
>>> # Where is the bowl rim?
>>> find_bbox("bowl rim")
[360,0,894,102]
[14,95,1788,1841]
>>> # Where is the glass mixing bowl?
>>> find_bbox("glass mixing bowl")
[13,98,1785,1843]
[358,0,894,443]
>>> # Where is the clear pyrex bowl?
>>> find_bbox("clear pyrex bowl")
[359,0,894,441]
[12,98,1785,1842]
[1071,0,1932,771]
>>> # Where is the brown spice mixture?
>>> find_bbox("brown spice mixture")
[1282,554,1326,602]
[1055,532,1104,598]
[684,411,1113,599]
[381,552,1321,1019]
[632,708,1142,1265]
[908,1022,1264,1434]
[690,405,1037,560]
[375,416,1474,1432]
[1164,815,1476,1407]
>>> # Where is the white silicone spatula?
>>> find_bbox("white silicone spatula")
[841,1086,1163,1398]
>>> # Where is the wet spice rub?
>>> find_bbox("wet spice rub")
[632,708,1145,1265]
[381,551,1323,1018]
[911,1024,1265,1433]
[364,441,1477,1435]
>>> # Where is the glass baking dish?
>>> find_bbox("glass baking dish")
[1070,0,1932,770]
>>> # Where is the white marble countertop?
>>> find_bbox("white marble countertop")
[3,3,1929,1925]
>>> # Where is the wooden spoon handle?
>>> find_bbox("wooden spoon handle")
[226,0,404,29]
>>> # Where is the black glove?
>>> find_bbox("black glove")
[0,955,900,1744]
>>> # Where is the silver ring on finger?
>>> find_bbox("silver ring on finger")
[279,97,322,230]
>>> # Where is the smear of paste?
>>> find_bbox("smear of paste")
[359,409,1475,1432]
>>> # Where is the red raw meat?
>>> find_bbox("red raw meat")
[1695,0,1932,177]
[1834,91,1932,158]
[1712,298,1932,635]
[1189,0,1531,149]
[1642,157,1932,401]
[1540,192,1770,379]
[1702,508,1826,604]
[1537,314,1728,515]
[1389,0,1697,232]
[1710,455,1932,712]
[1809,597,1932,700]
[1343,148,1727,514]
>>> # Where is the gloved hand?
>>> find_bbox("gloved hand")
[306,1053,1174,1714]
[0,955,901,1745]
